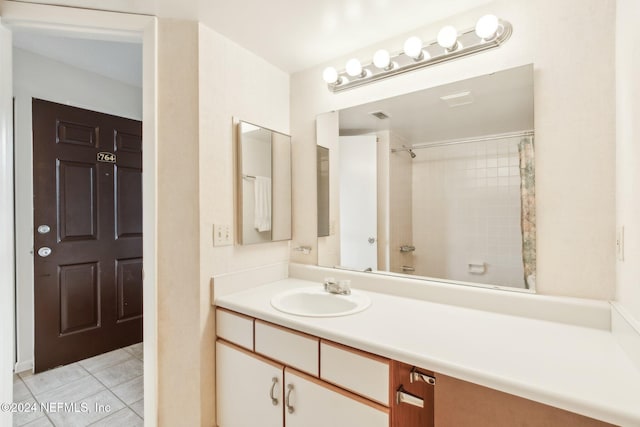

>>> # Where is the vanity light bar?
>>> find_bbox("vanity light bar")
[323,15,512,93]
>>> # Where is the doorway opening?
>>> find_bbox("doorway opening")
[1,5,157,424]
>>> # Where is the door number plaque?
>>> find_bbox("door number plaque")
[97,152,116,163]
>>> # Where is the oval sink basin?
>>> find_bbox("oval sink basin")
[271,287,371,317]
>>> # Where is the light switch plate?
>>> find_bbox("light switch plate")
[213,224,232,246]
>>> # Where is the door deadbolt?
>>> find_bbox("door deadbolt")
[368,237,376,244]
[37,247,52,257]
[37,225,51,234]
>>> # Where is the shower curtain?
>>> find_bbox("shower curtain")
[518,137,536,288]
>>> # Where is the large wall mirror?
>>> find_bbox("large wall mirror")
[237,120,292,245]
[316,64,535,290]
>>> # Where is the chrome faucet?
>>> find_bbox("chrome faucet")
[323,278,351,295]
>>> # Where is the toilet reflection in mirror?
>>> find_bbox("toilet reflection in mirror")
[316,64,535,290]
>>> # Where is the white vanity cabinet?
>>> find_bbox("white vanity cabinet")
[216,340,284,427]
[215,309,390,427]
[216,340,389,427]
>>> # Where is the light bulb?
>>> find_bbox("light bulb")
[403,36,424,60]
[322,67,339,84]
[345,58,364,77]
[437,26,458,50]
[373,49,391,69]
[475,14,500,40]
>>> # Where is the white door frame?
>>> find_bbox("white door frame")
[0,2,158,426]
[0,16,15,427]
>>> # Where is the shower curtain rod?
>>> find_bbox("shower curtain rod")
[390,129,534,153]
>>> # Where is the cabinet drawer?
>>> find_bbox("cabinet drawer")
[320,340,390,406]
[216,308,254,350]
[255,320,319,376]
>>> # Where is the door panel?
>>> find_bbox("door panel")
[56,121,98,147]
[116,258,143,321]
[115,166,142,238]
[33,99,142,372]
[115,130,142,153]
[57,160,97,241]
[59,262,100,335]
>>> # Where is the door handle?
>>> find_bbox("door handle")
[37,247,52,257]
[368,237,376,244]
[37,224,51,234]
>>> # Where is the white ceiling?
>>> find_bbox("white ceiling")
[339,64,534,144]
[12,0,492,73]
[182,0,494,72]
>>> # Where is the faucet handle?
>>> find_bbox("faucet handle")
[324,277,336,291]
[337,280,351,295]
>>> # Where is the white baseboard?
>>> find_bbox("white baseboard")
[14,359,33,374]
[212,262,289,301]
[611,302,640,372]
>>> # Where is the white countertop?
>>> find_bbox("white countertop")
[215,278,640,426]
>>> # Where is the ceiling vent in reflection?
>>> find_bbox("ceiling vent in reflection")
[370,110,390,120]
[440,91,474,107]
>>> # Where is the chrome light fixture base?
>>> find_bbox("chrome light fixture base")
[326,19,512,93]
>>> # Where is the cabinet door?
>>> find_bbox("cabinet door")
[391,361,434,427]
[216,340,284,427]
[284,368,389,427]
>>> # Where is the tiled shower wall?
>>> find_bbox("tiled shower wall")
[410,137,526,288]
[388,132,414,275]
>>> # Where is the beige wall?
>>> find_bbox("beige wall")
[156,20,290,426]
[198,22,290,426]
[616,0,640,323]
[291,0,616,300]
[157,19,202,426]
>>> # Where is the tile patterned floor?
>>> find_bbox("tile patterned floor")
[13,343,144,427]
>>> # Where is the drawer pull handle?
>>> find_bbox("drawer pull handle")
[269,377,279,406]
[397,387,424,408]
[410,367,436,385]
[285,384,295,414]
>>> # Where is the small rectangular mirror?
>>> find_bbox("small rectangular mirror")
[317,146,330,237]
[237,120,292,245]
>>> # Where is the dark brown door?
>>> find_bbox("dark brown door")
[32,99,143,373]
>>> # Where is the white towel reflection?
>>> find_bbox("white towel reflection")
[253,176,271,232]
